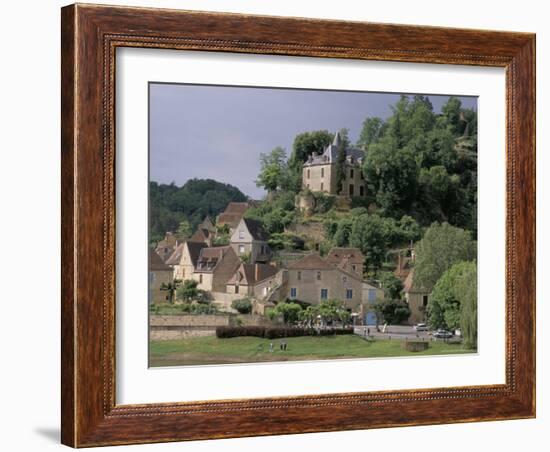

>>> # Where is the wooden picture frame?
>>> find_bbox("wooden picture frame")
[61,3,535,447]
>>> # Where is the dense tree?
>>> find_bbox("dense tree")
[379,272,404,300]
[357,117,385,149]
[374,300,411,325]
[428,261,477,344]
[176,220,192,240]
[267,302,303,325]
[349,214,389,272]
[159,279,182,305]
[256,146,288,193]
[289,130,334,166]
[457,262,478,349]
[149,179,247,243]
[359,95,477,231]
[245,191,296,234]
[176,279,200,302]
[414,222,477,292]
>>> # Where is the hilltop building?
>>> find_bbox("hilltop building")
[302,131,367,198]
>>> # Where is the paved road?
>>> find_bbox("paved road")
[354,325,460,342]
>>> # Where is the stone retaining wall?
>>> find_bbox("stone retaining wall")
[149,314,271,340]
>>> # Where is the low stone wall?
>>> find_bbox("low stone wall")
[149,314,272,341]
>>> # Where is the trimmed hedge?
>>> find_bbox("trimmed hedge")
[216,325,354,339]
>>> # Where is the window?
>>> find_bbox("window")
[346,289,353,299]
[351,264,356,272]
[321,167,324,178]
[349,184,354,196]
[297,271,302,281]
[290,287,297,299]
[360,171,364,180]
[263,287,268,296]
[423,295,429,307]
[316,271,322,280]
[307,169,310,179]
[359,185,365,196]
[342,276,347,283]
[235,284,239,294]
[239,245,245,254]
[320,182,324,191]
[238,230,244,239]
[350,169,354,178]
[368,289,377,302]
[199,274,203,284]
[320,288,328,300]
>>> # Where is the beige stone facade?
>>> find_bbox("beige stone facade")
[302,131,367,198]
[149,249,174,304]
[285,253,363,310]
[230,218,271,264]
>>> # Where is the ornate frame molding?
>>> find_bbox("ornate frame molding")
[61,4,535,447]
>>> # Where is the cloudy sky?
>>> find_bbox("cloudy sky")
[149,83,476,199]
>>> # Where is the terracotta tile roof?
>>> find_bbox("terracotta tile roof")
[149,248,172,271]
[287,253,334,270]
[217,202,251,228]
[326,247,364,265]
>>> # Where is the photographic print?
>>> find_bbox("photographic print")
[148,83,478,367]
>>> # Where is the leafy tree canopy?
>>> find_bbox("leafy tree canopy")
[149,179,247,244]
[414,222,477,292]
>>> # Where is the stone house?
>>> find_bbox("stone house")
[154,231,182,262]
[217,202,251,230]
[285,253,363,311]
[225,262,279,298]
[165,241,207,281]
[403,268,430,325]
[192,246,241,292]
[230,217,271,264]
[302,131,367,198]
[149,248,174,304]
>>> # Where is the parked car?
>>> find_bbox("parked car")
[413,323,429,332]
[433,329,453,339]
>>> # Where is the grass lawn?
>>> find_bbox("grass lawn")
[149,335,474,367]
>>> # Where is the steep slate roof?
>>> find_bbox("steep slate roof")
[226,263,278,286]
[241,218,269,241]
[149,248,172,271]
[165,241,207,266]
[326,247,364,266]
[303,131,365,167]
[287,253,334,270]
[190,227,211,243]
[195,246,236,273]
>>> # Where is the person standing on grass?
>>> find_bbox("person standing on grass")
[269,342,274,353]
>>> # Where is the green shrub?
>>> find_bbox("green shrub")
[215,325,354,339]
[231,298,253,314]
